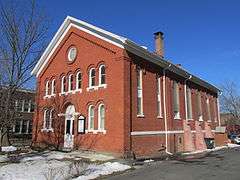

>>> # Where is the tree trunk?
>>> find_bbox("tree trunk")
[0,129,10,148]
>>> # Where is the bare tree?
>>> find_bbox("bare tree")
[36,92,67,150]
[220,81,240,125]
[0,0,49,148]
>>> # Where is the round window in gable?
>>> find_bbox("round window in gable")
[67,46,77,62]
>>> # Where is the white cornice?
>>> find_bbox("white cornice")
[32,16,219,93]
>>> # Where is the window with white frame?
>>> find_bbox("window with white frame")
[51,79,56,95]
[76,71,82,90]
[89,68,96,87]
[23,100,29,112]
[68,74,74,91]
[99,65,106,85]
[206,98,211,121]
[173,81,180,119]
[43,109,53,130]
[61,76,66,93]
[156,75,162,117]
[137,68,143,116]
[186,87,193,119]
[45,81,50,96]
[213,98,217,122]
[197,91,203,121]
[98,104,105,130]
[88,105,94,130]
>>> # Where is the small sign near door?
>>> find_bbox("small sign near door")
[78,115,85,134]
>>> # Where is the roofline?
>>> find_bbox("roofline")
[1,86,36,94]
[32,16,220,94]
[124,40,220,93]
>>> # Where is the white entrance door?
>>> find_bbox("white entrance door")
[64,105,75,149]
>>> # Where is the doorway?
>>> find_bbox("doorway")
[64,105,75,149]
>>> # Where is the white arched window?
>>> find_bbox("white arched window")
[45,81,50,96]
[99,65,106,85]
[89,68,95,87]
[61,76,66,93]
[68,74,74,92]
[98,104,105,131]
[88,105,94,130]
[76,71,82,90]
[51,79,56,95]
[43,109,50,129]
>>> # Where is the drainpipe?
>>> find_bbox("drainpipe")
[163,64,172,155]
[184,75,192,121]
[217,91,222,127]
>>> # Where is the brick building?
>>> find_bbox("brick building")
[31,16,221,157]
[0,87,35,143]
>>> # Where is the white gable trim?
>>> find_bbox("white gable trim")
[31,16,126,77]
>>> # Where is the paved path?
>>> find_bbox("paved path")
[109,147,240,180]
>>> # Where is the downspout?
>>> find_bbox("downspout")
[217,91,222,127]
[163,64,172,154]
[184,75,192,121]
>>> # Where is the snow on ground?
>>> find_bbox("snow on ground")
[144,159,154,163]
[0,150,128,180]
[227,143,240,148]
[74,162,131,180]
[1,146,17,152]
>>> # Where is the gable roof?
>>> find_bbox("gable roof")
[32,16,220,93]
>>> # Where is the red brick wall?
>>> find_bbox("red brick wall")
[33,24,220,157]
[33,26,127,155]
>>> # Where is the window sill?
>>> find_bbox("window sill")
[41,128,54,132]
[86,86,98,92]
[174,117,181,120]
[187,119,194,121]
[97,84,107,89]
[137,114,145,118]
[43,94,56,99]
[157,116,163,119]
[85,129,106,134]
[59,92,66,96]
[207,120,212,123]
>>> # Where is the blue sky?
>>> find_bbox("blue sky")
[38,0,240,88]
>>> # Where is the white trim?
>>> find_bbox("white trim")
[41,128,54,132]
[89,68,96,88]
[131,130,184,136]
[45,81,50,96]
[68,74,74,92]
[137,68,143,116]
[131,129,216,136]
[51,79,56,95]
[76,71,82,90]
[30,17,219,94]
[88,105,94,130]
[157,76,162,117]
[61,76,66,94]
[98,103,105,131]
[99,64,106,86]
[31,16,126,77]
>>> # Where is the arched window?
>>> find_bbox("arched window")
[51,79,56,95]
[45,81,50,96]
[173,81,180,119]
[68,74,74,91]
[76,71,82,90]
[43,109,53,130]
[61,76,66,93]
[89,68,95,87]
[88,105,94,130]
[43,109,50,129]
[98,104,105,130]
[99,65,106,85]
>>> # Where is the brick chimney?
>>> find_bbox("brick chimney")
[154,31,164,58]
